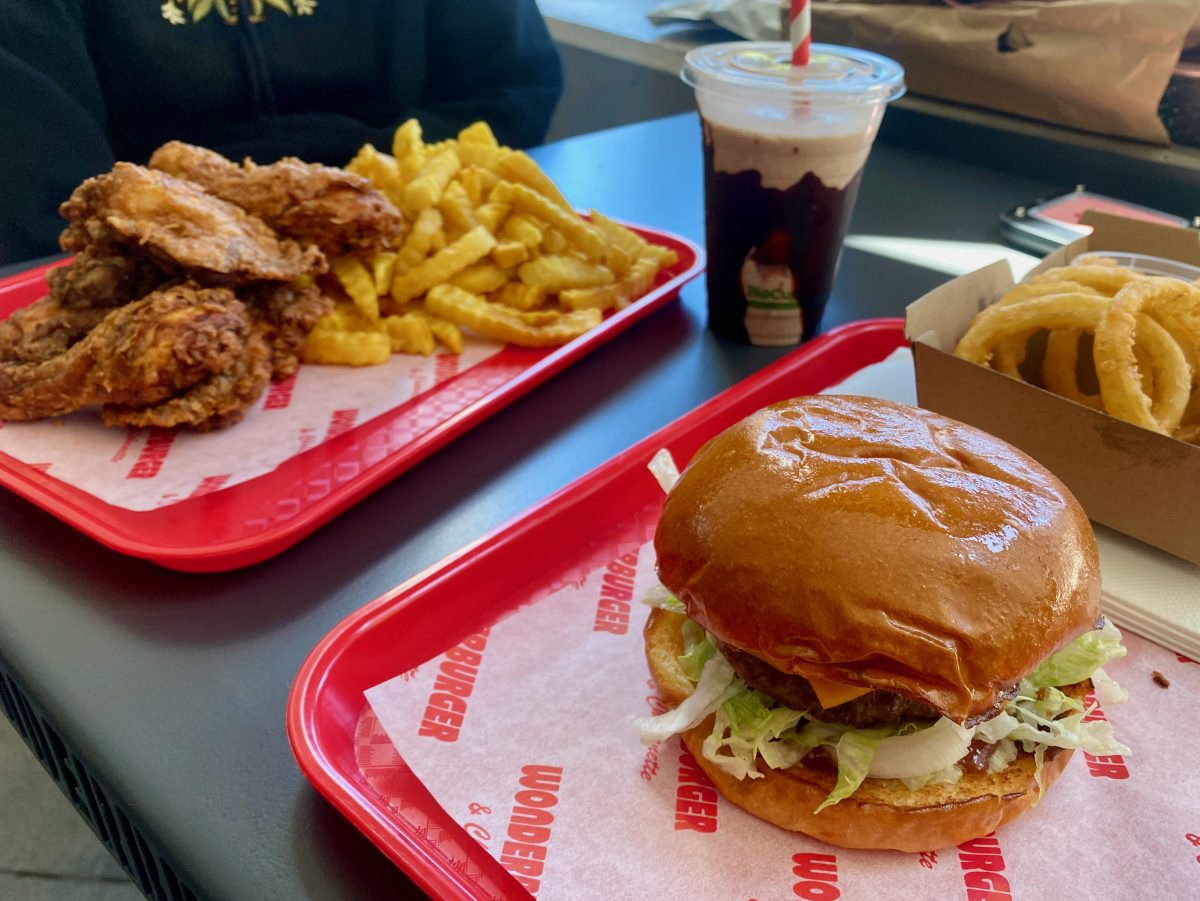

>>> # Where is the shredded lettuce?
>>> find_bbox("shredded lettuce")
[678,627,716,681]
[900,764,963,792]
[642,583,685,612]
[815,728,890,812]
[633,653,739,745]
[1026,619,1127,688]
[1092,666,1129,705]
[701,694,807,779]
[635,613,1130,812]
[1007,677,1129,757]
[988,738,1018,774]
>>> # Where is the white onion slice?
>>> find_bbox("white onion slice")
[866,717,974,779]
[648,448,680,493]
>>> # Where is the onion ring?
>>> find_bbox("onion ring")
[954,294,1110,367]
[1042,329,1102,409]
[1030,265,1139,295]
[1094,278,1193,435]
[989,282,1100,378]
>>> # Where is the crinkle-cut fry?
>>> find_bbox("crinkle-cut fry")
[316,301,375,331]
[519,255,613,293]
[560,256,659,312]
[408,308,465,353]
[475,201,511,233]
[497,151,573,212]
[395,208,444,272]
[345,144,405,207]
[1030,264,1139,296]
[301,328,391,366]
[427,284,601,347]
[1094,278,1193,435]
[541,227,568,255]
[490,181,606,260]
[392,118,425,181]
[501,213,543,248]
[1042,329,1102,409]
[403,147,461,216]
[605,243,634,278]
[491,240,529,269]
[383,313,436,355]
[458,142,509,170]
[456,166,483,207]
[458,121,499,147]
[489,280,545,312]
[450,262,509,295]
[371,252,398,296]
[590,209,679,267]
[437,180,479,234]
[330,255,380,322]
[390,225,497,304]
[473,165,500,193]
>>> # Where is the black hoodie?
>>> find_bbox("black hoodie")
[0,0,563,263]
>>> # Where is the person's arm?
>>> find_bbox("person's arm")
[415,0,563,148]
[0,1,115,265]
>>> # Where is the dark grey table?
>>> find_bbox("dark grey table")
[0,112,1074,900]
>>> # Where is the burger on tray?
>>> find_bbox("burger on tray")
[635,395,1129,850]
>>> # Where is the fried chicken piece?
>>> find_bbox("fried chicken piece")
[59,163,325,283]
[46,250,167,309]
[102,327,272,432]
[149,141,404,256]
[240,280,334,379]
[0,295,114,365]
[0,283,249,422]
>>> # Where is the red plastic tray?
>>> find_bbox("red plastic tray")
[0,225,702,572]
[287,318,908,901]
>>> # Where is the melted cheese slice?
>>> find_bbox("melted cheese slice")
[807,675,871,709]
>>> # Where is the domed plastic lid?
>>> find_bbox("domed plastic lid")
[683,42,905,106]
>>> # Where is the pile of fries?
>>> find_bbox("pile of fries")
[953,257,1200,441]
[301,120,679,364]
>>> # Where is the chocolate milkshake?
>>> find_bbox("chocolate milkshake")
[683,43,905,345]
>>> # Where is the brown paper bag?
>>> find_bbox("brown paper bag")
[813,0,1199,144]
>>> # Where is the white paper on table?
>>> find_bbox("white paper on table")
[364,348,1200,899]
[366,542,1198,900]
[0,340,501,511]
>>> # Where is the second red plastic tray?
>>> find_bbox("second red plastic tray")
[287,318,908,900]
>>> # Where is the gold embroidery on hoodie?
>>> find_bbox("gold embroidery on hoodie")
[161,0,317,26]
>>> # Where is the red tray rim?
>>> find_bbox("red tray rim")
[285,318,909,899]
[0,224,703,572]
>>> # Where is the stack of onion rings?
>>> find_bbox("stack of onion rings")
[953,257,1200,440]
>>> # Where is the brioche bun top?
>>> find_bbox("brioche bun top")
[654,395,1100,722]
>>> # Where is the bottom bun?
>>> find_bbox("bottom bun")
[645,608,1078,851]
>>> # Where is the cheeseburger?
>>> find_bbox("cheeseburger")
[636,395,1128,851]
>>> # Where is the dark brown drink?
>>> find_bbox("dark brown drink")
[702,120,867,345]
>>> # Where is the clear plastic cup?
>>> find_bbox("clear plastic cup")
[683,43,905,346]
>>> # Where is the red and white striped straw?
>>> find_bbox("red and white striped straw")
[789,0,811,67]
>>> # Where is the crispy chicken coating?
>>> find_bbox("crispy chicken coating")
[150,141,404,256]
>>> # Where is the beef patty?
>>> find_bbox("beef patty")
[716,640,942,728]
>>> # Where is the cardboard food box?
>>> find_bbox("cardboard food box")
[905,212,1200,565]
